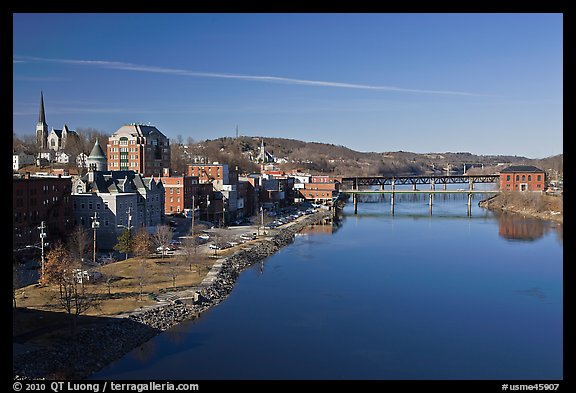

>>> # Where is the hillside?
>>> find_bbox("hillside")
[13,132,562,178]
[173,135,558,177]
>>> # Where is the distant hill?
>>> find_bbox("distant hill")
[13,131,561,178]
[173,135,561,177]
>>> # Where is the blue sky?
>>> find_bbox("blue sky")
[13,13,562,158]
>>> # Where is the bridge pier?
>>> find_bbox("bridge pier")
[380,183,384,191]
[467,193,472,216]
[469,178,474,190]
[443,182,447,190]
[413,183,417,191]
[431,180,435,190]
[353,193,358,215]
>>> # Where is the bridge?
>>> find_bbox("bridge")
[337,174,501,215]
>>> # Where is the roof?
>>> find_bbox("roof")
[500,165,545,173]
[88,139,107,159]
[82,170,163,195]
[113,124,167,139]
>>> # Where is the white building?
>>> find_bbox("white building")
[71,169,165,249]
[13,153,35,171]
[38,151,53,162]
[76,153,88,169]
[55,152,71,164]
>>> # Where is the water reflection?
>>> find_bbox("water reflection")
[495,211,561,242]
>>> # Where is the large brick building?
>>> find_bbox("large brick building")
[107,124,170,177]
[499,165,545,192]
[299,181,340,203]
[13,173,73,250]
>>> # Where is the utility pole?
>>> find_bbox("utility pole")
[91,212,100,264]
[261,205,265,236]
[38,221,46,284]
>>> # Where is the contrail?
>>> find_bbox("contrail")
[14,55,488,96]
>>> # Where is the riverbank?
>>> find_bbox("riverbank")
[13,209,332,380]
[479,192,563,224]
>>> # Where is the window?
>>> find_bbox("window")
[506,175,510,181]
[537,175,541,181]
[528,175,531,181]
[522,175,525,181]
[516,175,519,181]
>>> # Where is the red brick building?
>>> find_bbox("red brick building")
[499,165,545,192]
[13,173,73,250]
[160,174,198,215]
[299,182,340,202]
[188,163,229,184]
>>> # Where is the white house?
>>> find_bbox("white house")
[55,151,71,164]
[13,153,35,171]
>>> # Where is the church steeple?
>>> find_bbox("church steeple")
[36,91,49,149]
[38,91,46,124]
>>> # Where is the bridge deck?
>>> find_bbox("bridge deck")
[341,189,500,195]
[340,174,500,187]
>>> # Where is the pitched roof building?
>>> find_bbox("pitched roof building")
[72,170,165,249]
[499,165,545,192]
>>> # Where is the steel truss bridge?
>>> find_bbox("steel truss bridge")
[337,175,501,215]
[339,174,500,190]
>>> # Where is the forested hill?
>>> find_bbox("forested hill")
[173,136,563,177]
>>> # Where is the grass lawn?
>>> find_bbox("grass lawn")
[15,253,215,317]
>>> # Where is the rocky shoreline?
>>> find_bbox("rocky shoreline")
[13,209,332,380]
[478,193,563,224]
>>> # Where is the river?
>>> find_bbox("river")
[92,190,563,380]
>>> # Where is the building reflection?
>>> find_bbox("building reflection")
[300,215,343,235]
[497,212,546,242]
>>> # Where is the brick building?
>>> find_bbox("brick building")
[499,165,545,192]
[160,169,200,215]
[13,173,73,250]
[299,181,340,203]
[107,123,170,177]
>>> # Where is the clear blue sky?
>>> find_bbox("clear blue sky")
[13,13,562,158]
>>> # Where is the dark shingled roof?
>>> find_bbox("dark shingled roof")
[500,165,544,173]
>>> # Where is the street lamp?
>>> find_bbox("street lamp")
[91,212,100,264]
[38,221,46,284]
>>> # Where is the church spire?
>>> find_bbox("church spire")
[38,91,46,125]
[36,91,49,149]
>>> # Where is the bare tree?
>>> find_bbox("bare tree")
[153,224,173,259]
[181,236,198,272]
[43,243,96,334]
[67,225,92,271]
[168,257,183,288]
[13,262,19,308]
[132,228,153,301]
